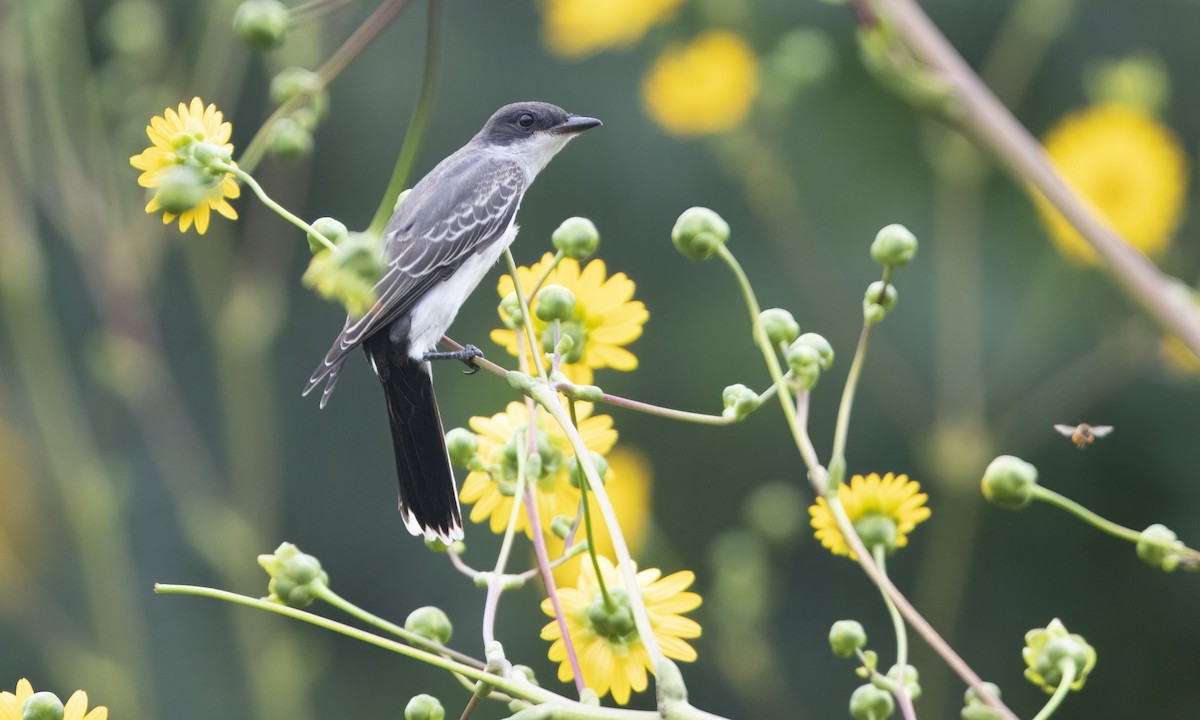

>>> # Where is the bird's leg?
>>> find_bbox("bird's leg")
[424,344,485,374]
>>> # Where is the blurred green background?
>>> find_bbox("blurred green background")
[2,0,1199,717]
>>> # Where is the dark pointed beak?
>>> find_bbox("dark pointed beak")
[551,115,602,135]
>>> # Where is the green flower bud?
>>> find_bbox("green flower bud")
[535,285,576,322]
[743,480,807,546]
[886,664,921,700]
[524,450,543,480]
[1085,53,1169,117]
[829,619,867,658]
[155,165,206,214]
[870,224,919,268]
[671,206,730,261]
[567,451,608,489]
[512,664,539,686]
[233,0,288,50]
[258,542,328,608]
[795,332,835,370]
[785,339,824,390]
[588,587,636,639]
[849,683,895,720]
[1136,523,1183,572]
[307,217,349,255]
[962,682,1004,719]
[1022,618,1097,693]
[854,514,898,554]
[558,382,604,403]
[302,233,385,317]
[541,320,587,364]
[404,694,445,720]
[268,117,313,161]
[405,606,453,645]
[980,455,1038,509]
[425,537,449,552]
[550,515,575,539]
[722,383,761,420]
[444,428,479,469]
[393,188,413,213]
[22,692,64,720]
[863,282,898,323]
[499,292,523,329]
[270,67,323,106]
[759,308,800,346]
[552,217,601,260]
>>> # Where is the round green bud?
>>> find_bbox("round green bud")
[541,320,587,363]
[854,514,898,554]
[270,66,322,105]
[424,537,449,552]
[1137,523,1182,571]
[795,332,834,370]
[444,428,479,469]
[1033,637,1091,688]
[404,606,453,645]
[963,682,1003,718]
[722,383,761,421]
[268,117,313,161]
[233,0,288,50]
[404,694,445,720]
[886,664,921,700]
[307,217,349,255]
[671,206,729,261]
[554,333,575,357]
[829,619,867,658]
[567,451,608,489]
[863,282,898,323]
[535,285,576,322]
[870,224,918,268]
[552,217,600,260]
[155,165,206,214]
[980,455,1038,509]
[393,188,413,213]
[550,515,575,539]
[849,683,895,720]
[588,587,636,639]
[759,308,800,346]
[22,692,64,720]
[499,292,523,329]
[258,542,329,608]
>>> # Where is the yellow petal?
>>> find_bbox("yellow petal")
[63,691,87,720]
[657,634,698,661]
[194,201,211,234]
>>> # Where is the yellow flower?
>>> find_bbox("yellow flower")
[1036,104,1188,264]
[547,448,653,587]
[459,401,616,537]
[0,679,108,720]
[642,32,759,137]
[538,0,684,59]
[809,473,930,560]
[490,254,647,385]
[130,97,240,234]
[541,556,701,704]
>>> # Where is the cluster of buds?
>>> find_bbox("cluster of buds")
[267,67,330,160]
[301,217,386,316]
[258,542,329,608]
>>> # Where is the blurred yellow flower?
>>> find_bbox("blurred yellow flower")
[541,556,701,704]
[0,679,108,720]
[810,473,930,560]
[491,254,647,385]
[546,447,653,587]
[642,32,758,137]
[459,401,616,537]
[130,97,240,234]
[538,0,684,59]
[1036,104,1188,264]
[1162,334,1200,375]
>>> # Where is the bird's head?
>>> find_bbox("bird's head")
[475,101,601,175]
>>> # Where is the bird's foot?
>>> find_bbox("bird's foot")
[424,344,484,374]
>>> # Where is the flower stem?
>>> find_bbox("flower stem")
[315,585,485,669]
[218,163,336,252]
[830,267,890,478]
[873,546,909,669]
[571,399,613,609]
[155,584,561,704]
[506,248,549,380]
[366,0,443,237]
[482,427,530,646]
[1031,660,1077,720]
[527,251,566,300]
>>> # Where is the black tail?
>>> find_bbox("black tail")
[364,338,464,542]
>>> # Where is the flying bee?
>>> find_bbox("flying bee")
[1054,423,1114,449]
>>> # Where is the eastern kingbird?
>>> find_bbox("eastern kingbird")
[304,101,601,542]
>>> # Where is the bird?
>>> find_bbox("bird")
[303,101,601,542]
[1054,423,1114,449]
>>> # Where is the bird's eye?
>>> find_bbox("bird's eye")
[518,113,535,128]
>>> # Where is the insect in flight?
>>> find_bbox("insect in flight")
[1054,423,1114,449]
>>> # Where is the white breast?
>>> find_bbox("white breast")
[404,222,519,359]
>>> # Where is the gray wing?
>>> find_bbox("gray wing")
[304,153,525,404]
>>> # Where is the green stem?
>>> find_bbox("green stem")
[571,400,612,608]
[526,251,566,300]
[1031,660,1077,720]
[314,586,484,669]
[482,426,530,646]
[506,248,549,380]
[873,546,908,668]
[155,584,561,704]
[219,163,335,252]
[574,382,782,427]
[366,0,443,237]
[830,267,890,478]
